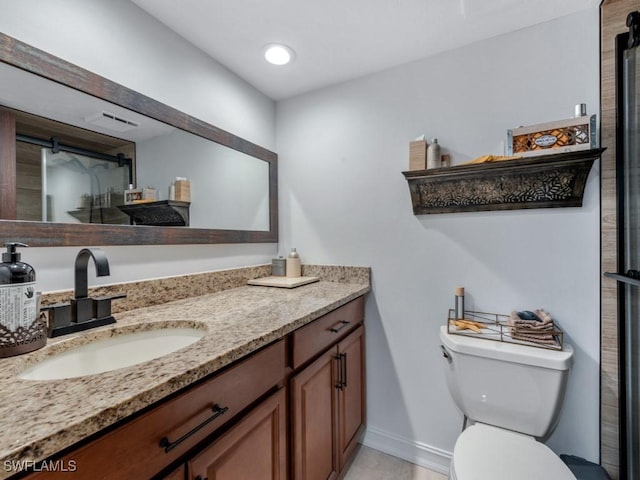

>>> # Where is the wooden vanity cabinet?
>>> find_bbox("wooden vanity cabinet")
[290,297,366,480]
[21,340,285,480]
[19,295,366,480]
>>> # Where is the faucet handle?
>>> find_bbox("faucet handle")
[43,294,125,338]
[93,293,127,320]
[41,303,73,336]
[72,297,95,324]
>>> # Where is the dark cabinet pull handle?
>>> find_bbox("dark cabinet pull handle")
[342,352,348,389]
[335,354,344,390]
[159,404,228,453]
[329,320,350,333]
[195,476,208,480]
[335,353,347,390]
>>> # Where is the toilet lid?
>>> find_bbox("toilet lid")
[451,424,576,480]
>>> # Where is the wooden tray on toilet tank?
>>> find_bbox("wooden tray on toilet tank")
[446,310,564,351]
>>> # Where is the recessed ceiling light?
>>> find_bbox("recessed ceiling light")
[264,44,295,66]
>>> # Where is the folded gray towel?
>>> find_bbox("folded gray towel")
[513,319,553,331]
[509,310,553,332]
[508,309,559,346]
[511,332,558,346]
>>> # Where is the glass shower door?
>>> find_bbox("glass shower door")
[41,149,130,224]
[622,39,640,480]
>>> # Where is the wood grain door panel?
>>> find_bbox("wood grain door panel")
[187,388,286,480]
[337,326,366,470]
[291,347,339,480]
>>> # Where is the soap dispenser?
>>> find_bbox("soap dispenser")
[286,248,302,278]
[0,242,46,357]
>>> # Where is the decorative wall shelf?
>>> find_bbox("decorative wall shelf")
[117,200,190,226]
[402,148,604,215]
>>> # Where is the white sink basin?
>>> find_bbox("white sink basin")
[18,327,206,380]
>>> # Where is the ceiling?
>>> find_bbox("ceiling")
[131,0,597,101]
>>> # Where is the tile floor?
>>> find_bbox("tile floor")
[343,445,449,480]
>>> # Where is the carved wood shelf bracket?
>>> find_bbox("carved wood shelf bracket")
[402,148,604,214]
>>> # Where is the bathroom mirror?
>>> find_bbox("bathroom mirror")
[0,32,277,246]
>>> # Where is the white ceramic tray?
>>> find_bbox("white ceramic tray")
[247,276,319,288]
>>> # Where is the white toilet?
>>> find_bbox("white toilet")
[439,325,576,480]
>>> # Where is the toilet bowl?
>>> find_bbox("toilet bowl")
[439,325,576,480]
[450,424,575,480]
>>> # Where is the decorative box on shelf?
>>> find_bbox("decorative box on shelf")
[117,200,190,226]
[507,115,597,158]
[402,148,604,215]
[409,140,428,170]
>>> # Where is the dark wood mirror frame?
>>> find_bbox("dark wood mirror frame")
[0,33,278,246]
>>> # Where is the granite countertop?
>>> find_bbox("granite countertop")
[0,280,369,477]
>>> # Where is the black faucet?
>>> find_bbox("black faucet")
[43,248,125,337]
[73,248,111,323]
[75,248,110,298]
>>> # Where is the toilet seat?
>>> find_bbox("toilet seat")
[450,424,576,480]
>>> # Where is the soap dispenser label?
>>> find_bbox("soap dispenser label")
[0,282,37,332]
[0,281,46,357]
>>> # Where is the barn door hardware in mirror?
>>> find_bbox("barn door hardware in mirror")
[0,32,277,246]
[402,148,603,214]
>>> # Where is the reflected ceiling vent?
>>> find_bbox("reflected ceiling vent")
[85,111,140,132]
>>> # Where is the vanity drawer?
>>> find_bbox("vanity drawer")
[25,339,285,480]
[292,296,364,369]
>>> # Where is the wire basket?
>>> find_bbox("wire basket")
[446,309,564,351]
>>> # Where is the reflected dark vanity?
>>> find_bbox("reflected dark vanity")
[0,32,278,246]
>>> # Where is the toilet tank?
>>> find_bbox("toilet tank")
[439,326,573,438]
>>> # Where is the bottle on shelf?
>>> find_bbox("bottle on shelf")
[426,138,442,169]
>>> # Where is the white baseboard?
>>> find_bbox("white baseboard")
[361,426,452,476]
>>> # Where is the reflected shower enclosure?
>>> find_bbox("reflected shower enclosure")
[41,150,130,224]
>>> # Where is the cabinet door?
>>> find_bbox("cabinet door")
[291,347,339,480]
[187,388,286,480]
[337,325,366,471]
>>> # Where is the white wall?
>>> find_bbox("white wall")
[276,8,600,471]
[0,0,278,292]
